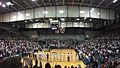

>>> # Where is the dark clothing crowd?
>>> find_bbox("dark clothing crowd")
[0,30,40,61]
[0,29,120,68]
[78,30,120,68]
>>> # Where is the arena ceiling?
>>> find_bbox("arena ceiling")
[0,0,118,29]
[0,0,120,14]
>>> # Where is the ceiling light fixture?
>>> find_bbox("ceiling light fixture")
[43,11,48,14]
[90,19,92,21]
[25,21,27,22]
[41,23,43,25]
[90,8,95,12]
[74,23,78,25]
[13,24,15,27]
[6,2,13,6]
[0,2,2,6]
[49,19,52,21]
[50,20,59,22]
[76,18,80,21]
[18,12,21,15]
[13,15,16,18]
[35,19,38,21]
[80,11,85,14]
[61,18,65,21]
[32,0,35,1]
[2,4,6,7]
[30,19,33,22]
[113,0,117,3]
[97,13,100,15]
[61,23,65,24]
[26,13,30,16]
[80,22,82,24]
[59,10,64,14]
[86,35,89,38]
[84,17,87,20]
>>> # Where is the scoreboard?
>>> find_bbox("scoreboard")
[50,24,59,30]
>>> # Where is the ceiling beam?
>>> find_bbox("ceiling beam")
[0,8,12,13]
[11,6,18,11]
[89,0,93,6]
[34,1,40,7]
[63,0,65,6]
[55,0,58,6]
[23,0,32,8]
[72,0,74,5]
[48,0,52,6]
[114,1,120,8]
[114,3,120,11]
[115,8,120,14]
[42,0,46,6]
[104,0,113,8]
[1,0,17,12]
[80,0,85,5]
[12,0,25,9]
[10,1,19,11]
[97,0,105,7]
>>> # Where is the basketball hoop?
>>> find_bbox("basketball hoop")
[59,27,65,33]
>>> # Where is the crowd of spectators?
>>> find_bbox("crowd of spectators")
[78,30,120,68]
[39,39,79,49]
[0,28,120,68]
[0,29,40,61]
[38,30,120,68]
